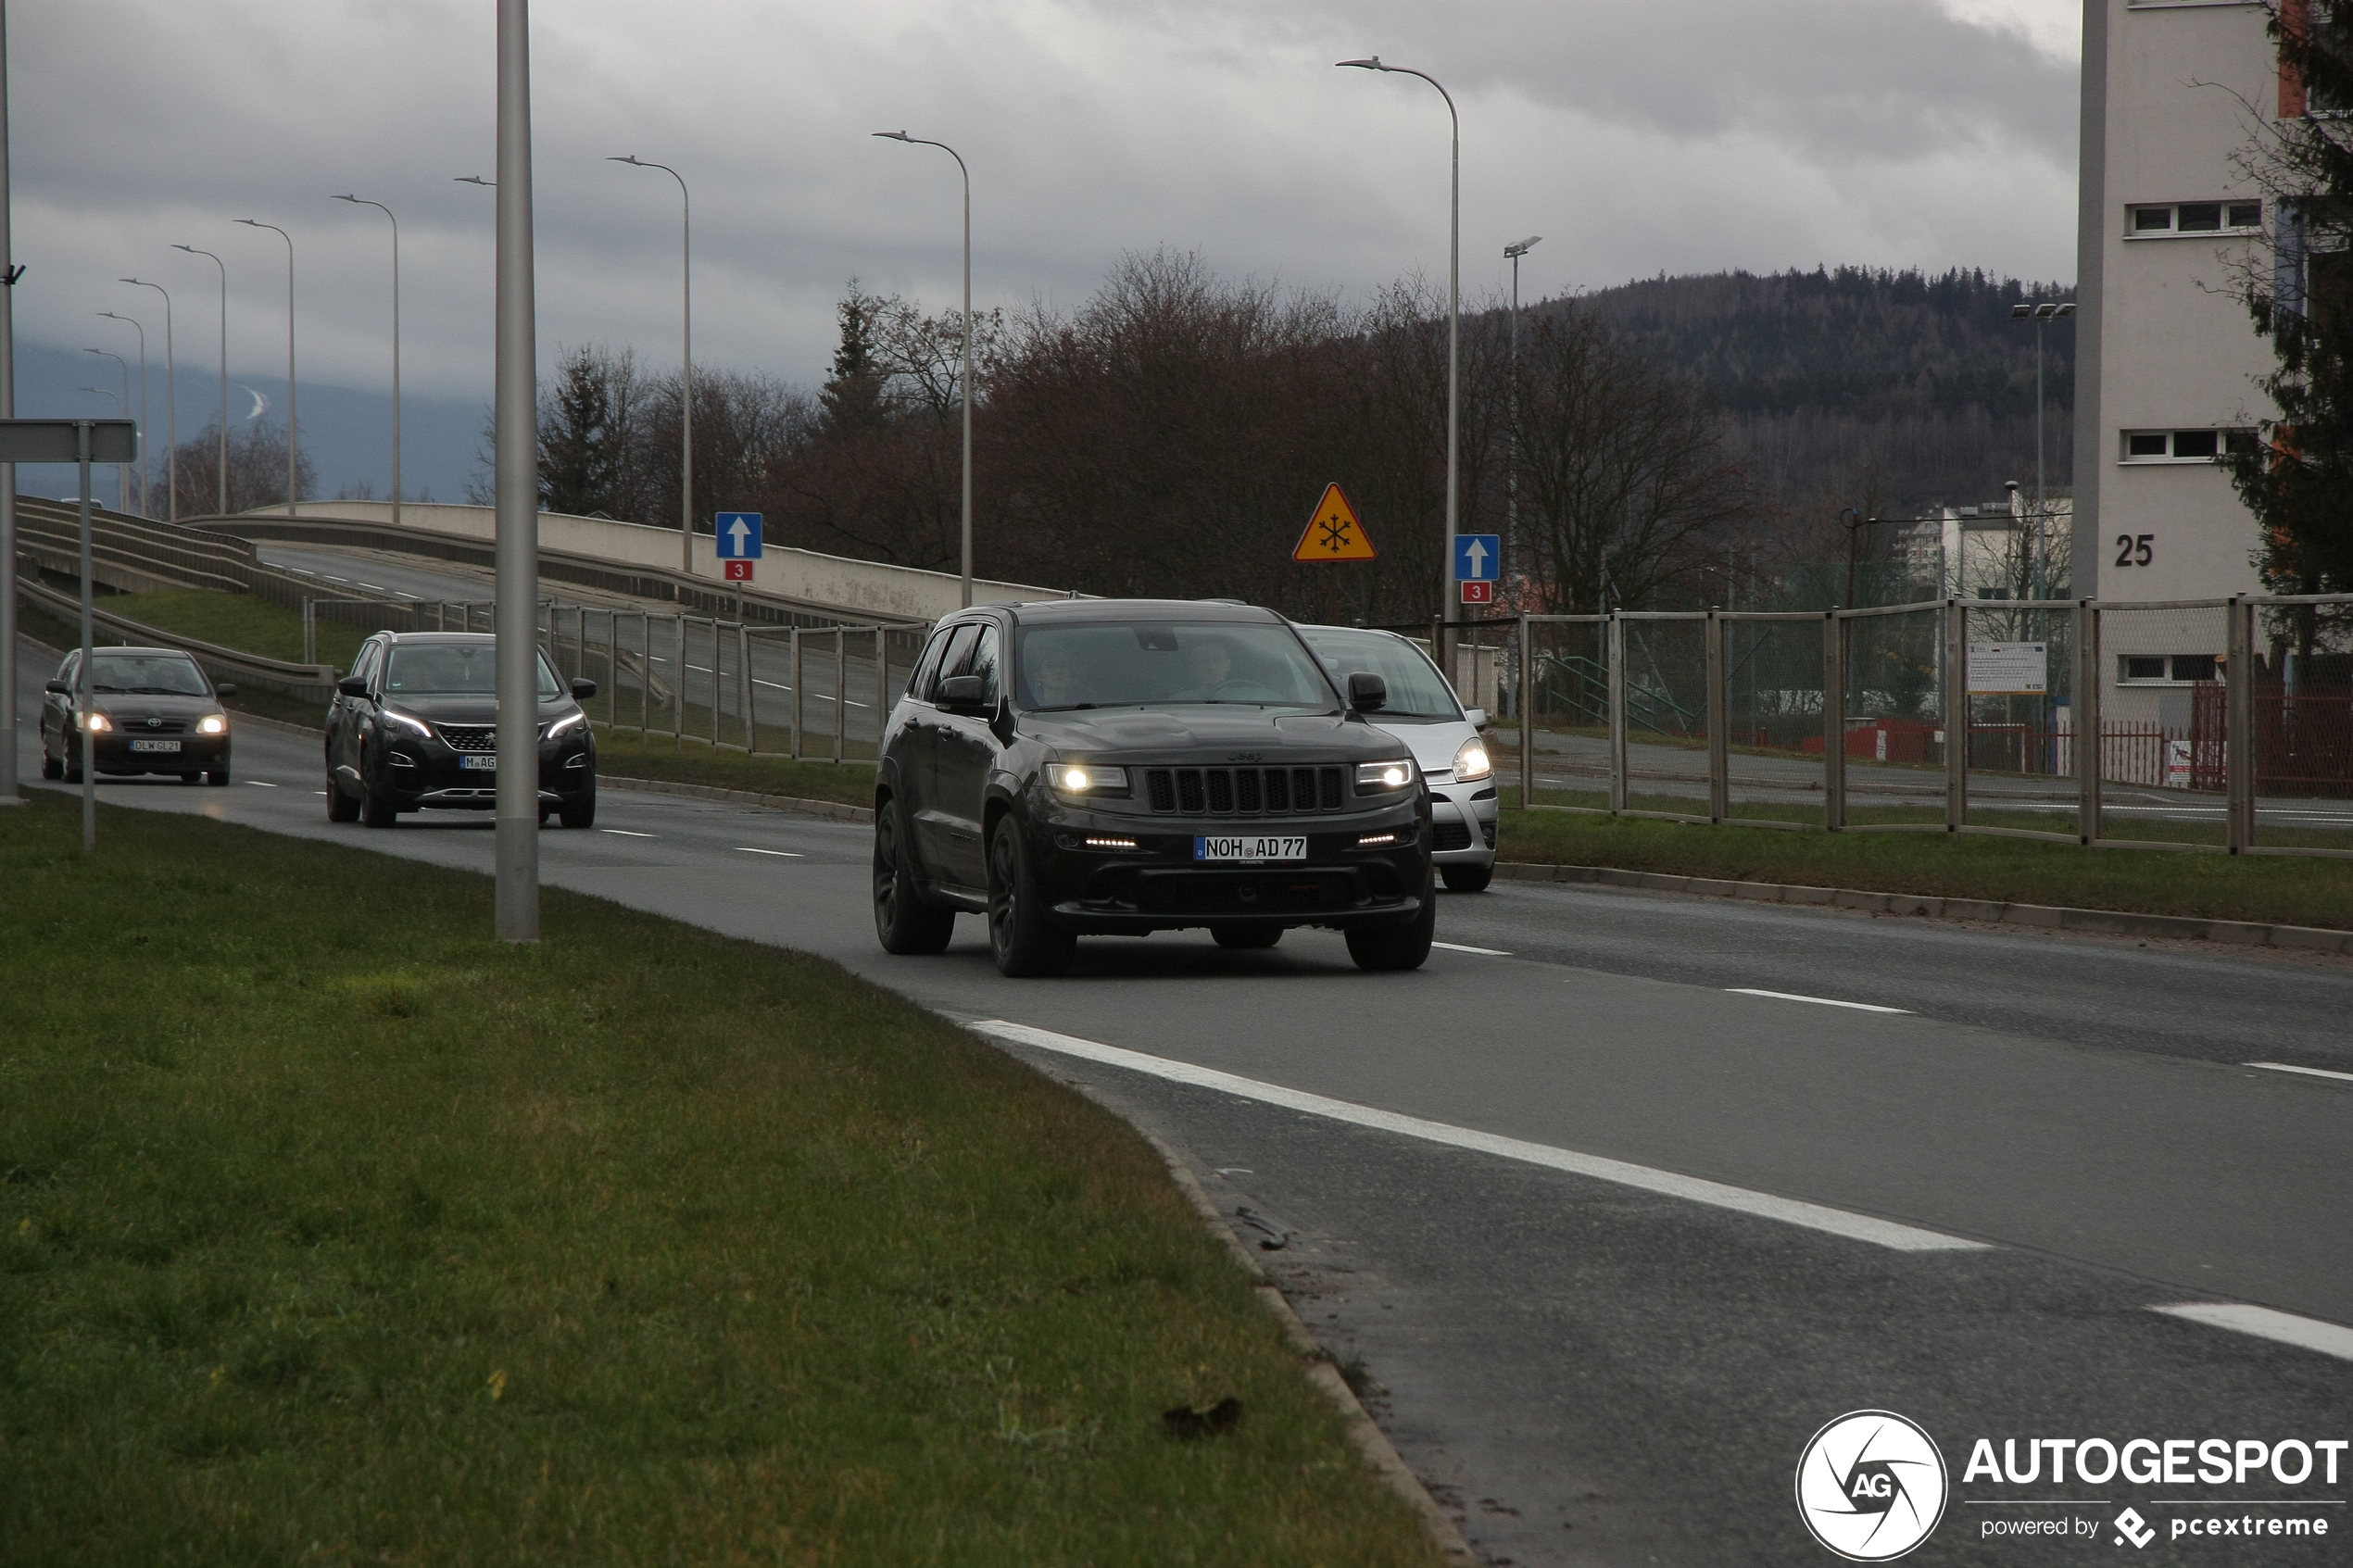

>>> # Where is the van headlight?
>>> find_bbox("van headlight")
[1047,762,1127,797]
[1354,759,1415,793]
[1452,738,1491,782]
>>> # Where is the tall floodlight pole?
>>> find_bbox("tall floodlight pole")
[2010,299,2076,601]
[609,155,692,573]
[1503,235,1540,589]
[495,0,541,942]
[97,312,147,514]
[0,0,18,807]
[172,244,229,515]
[237,220,297,515]
[121,280,174,519]
[333,195,400,526]
[873,131,974,607]
[1340,56,1460,669]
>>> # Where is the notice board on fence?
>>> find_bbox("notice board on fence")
[1968,641,2047,696]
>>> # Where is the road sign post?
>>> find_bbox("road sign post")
[715,512,761,619]
[1291,483,1374,623]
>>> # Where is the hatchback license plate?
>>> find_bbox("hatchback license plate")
[1195,834,1305,863]
[129,738,182,754]
[459,754,497,771]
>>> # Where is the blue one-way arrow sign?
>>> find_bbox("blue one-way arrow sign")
[715,510,763,559]
[1454,533,1500,582]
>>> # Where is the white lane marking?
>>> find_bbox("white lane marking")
[736,847,803,858]
[2247,1060,2353,1085]
[2152,1303,2353,1363]
[969,1021,1987,1253]
[1432,940,1511,956]
[313,790,328,796]
[1728,987,1910,1015]
[356,583,386,592]
[598,828,655,838]
[321,573,349,583]
[246,780,279,787]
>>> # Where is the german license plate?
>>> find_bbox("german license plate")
[1195,834,1305,863]
[129,738,181,754]
[459,754,497,771]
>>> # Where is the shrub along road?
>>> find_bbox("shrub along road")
[11,646,2353,1565]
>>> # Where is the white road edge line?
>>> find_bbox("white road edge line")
[245,780,278,787]
[2246,1060,2353,1085]
[2151,1303,2353,1363]
[1431,940,1511,956]
[598,828,655,838]
[1728,987,1910,1015]
[735,847,803,858]
[968,1021,1987,1254]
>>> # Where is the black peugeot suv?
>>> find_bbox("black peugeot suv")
[323,631,598,828]
[872,598,1435,977]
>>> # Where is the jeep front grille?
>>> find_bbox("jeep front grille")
[1142,765,1346,816]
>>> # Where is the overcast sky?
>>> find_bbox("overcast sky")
[13,0,2082,404]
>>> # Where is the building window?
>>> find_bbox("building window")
[2119,654,2220,685]
[2120,429,2259,463]
[2127,200,2263,236]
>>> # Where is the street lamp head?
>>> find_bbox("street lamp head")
[873,130,913,142]
[454,174,495,187]
[234,218,260,229]
[608,154,642,165]
[2053,302,2076,319]
[170,244,196,255]
[2011,303,2032,319]
[1337,56,1387,70]
[1504,235,1542,258]
[332,194,360,205]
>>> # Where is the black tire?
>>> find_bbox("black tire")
[41,743,62,781]
[359,773,398,828]
[326,774,360,822]
[559,779,597,829]
[1345,866,1437,972]
[987,815,1075,978]
[1441,862,1494,894]
[1211,923,1283,949]
[63,746,83,785]
[204,769,230,787]
[180,771,202,784]
[874,795,954,955]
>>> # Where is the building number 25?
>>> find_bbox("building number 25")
[2114,533,2154,568]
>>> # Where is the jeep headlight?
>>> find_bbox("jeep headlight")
[1452,737,1491,782]
[1047,762,1127,797]
[1354,759,1415,793]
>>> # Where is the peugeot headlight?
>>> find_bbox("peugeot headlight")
[1046,762,1127,797]
[1452,737,1491,782]
[545,710,588,739]
[197,714,229,736]
[380,709,433,738]
[1354,759,1415,793]
[80,711,112,734]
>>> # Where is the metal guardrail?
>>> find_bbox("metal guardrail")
[16,574,340,703]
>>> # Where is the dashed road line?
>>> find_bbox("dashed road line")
[2246,1061,2353,1085]
[736,847,803,858]
[2152,1303,2353,1363]
[246,780,279,787]
[968,1021,1987,1254]
[599,828,655,838]
[1727,987,1909,1015]
[1432,940,1511,956]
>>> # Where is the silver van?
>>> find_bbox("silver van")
[1297,624,1498,892]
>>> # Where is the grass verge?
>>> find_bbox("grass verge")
[0,792,1436,1565]
[1494,806,2353,930]
[592,730,878,809]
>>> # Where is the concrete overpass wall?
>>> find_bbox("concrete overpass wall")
[241,503,1069,621]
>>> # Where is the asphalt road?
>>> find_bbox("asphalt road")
[13,643,2352,1566]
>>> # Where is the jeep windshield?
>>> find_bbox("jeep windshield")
[1014,621,1339,712]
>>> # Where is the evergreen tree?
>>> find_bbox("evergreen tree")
[818,282,890,437]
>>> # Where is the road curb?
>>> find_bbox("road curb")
[598,773,874,824]
[1121,1121,1477,1564]
[1492,860,2353,954]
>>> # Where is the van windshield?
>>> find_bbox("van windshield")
[1014,622,1338,711]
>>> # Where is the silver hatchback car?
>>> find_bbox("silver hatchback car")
[1297,623,1498,892]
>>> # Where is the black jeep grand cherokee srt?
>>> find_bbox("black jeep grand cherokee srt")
[873,598,1433,977]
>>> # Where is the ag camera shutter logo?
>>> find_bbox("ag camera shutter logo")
[1795,1410,1949,1561]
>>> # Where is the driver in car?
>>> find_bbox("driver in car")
[1176,636,1237,700]
[1029,644,1084,708]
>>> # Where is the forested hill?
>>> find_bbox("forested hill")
[1562,266,2078,517]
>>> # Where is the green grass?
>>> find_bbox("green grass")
[1492,807,2353,930]
[592,731,878,809]
[0,793,1437,1566]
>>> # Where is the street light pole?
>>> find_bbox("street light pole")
[2010,299,2075,601]
[1340,56,1460,671]
[609,155,693,573]
[1504,235,1540,592]
[333,195,400,527]
[121,280,174,519]
[82,351,129,507]
[237,220,297,516]
[874,131,974,608]
[495,0,540,943]
[172,244,229,515]
[97,312,147,514]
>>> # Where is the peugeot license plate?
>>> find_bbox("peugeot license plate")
[1195,835,1305,863]
[459,754,497,771]
[129,739,182,754]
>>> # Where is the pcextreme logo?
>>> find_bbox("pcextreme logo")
[1796,1410,1951,1561]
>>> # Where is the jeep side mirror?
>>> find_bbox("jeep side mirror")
[571,677,598,700]
[336,675,370,697]
[1347,671,1387,712]
[44,679,69,696]
[214,683,238,699]
[936,673,987,710]
[1463,706,1488,729]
